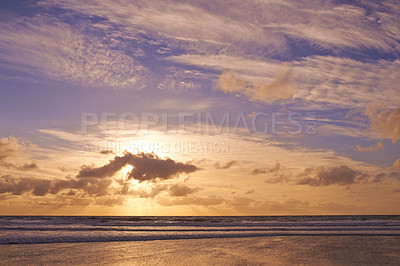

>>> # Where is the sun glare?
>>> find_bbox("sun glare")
[122,131,171,158]
[120,165,134,180]
[120,165,145,188]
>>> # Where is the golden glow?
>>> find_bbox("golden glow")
[120,165,151,191]
[120,165,133,180]
[121,131,173,158]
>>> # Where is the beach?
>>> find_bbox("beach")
[1,236,400,265]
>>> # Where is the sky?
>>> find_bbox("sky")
[0,0,399,215]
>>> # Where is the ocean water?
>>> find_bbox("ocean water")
[1,215,399,245]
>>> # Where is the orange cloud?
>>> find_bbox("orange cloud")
[393,159,400,170]
[0,136,38,171]
[355,141,384,152]
[215,66,296,103]
[365,103,400,143]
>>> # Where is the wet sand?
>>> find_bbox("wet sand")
[1,236,400,265]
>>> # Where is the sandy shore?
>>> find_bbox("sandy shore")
[1,236,399,265]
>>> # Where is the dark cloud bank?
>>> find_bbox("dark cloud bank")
[78,152,198,181]
[0,152,199,197]
[251,163,400,186]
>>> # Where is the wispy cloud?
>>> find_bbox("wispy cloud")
[168,54,400,108]
[39,0,400,54]
[0,17,146,89]
[292,57,400,108]
[3,0,399,107]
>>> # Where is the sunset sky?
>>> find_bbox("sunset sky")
[0,0,399,215]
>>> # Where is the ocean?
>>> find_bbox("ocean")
[1,215,399,245]
[1,216,400,265]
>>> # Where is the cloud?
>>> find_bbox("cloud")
[250,163,289,184]
[251,163,281,175]
[77,152,198,182]
[393,159,400,170]
[365,103,400,143]
[168,184,200,197]
[0,173,114,197]
[169,54,400,108]
[214,160,238,169]
[0,137,118,199]
[0,16,146,89]
[265,175,290,184]
[216,71,248,93]
[2,162,38,171]
[50,177,112,197]
[292,56,400,108]
[0,175,51,196]
[100,150,115,155]
[117,182,200,198]
[0,136,20,160]
[349,169,399,184]
[39,0,286,56]
[388,172,400,180]
[3,0,398,109]
[215,67,296,103]
[371,173,386,183]
[244,189,255,194]
[297,165,367,186]
[355,141,384,152]
[128,184,168,199]
[0,136,38,171]
[40,0,400,54]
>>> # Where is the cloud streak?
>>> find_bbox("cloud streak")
[168,54,400,108]
[0,17,145,89]
[40,0,400,54]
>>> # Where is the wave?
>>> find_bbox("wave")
[1,215,399,245]
[2,232,400,245]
